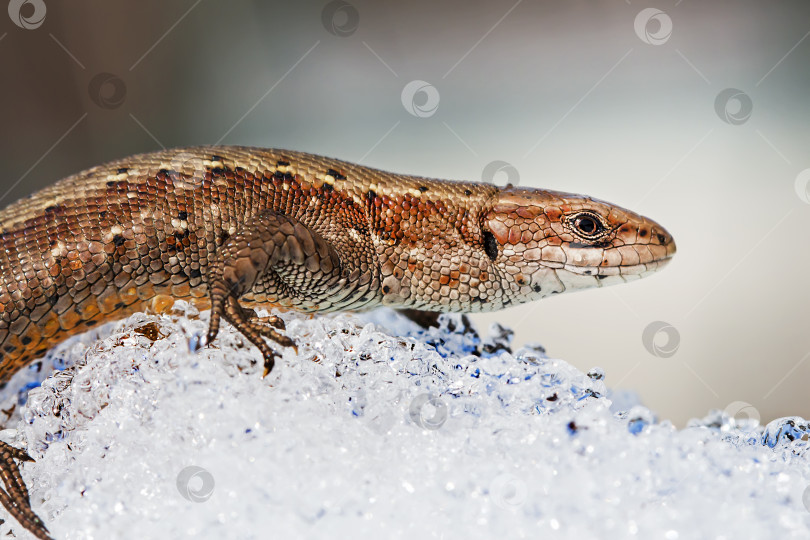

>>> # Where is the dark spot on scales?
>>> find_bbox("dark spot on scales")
[326,168,346,180]
[210,167,225,176]
[419,186,429,193]
[322,182,334,192]
[464,189,472,196]
[178,211,188,220]
[211,155,224,162]
[113,235,125,247]
[117,167,129,174]
[366,190,376,201]
[44,205,60,213]
[276,160,290,167]
[482,231,498,261]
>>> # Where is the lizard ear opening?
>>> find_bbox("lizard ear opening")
[482,230,499,261]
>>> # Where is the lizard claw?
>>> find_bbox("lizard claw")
[205,293,296,376]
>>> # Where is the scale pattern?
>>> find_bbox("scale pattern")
[0,145,676,383]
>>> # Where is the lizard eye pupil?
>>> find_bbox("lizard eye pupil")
[573,214,603,237]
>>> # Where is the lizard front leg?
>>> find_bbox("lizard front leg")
[204,210,343,376]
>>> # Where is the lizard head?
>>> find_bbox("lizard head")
[481,186,676,304]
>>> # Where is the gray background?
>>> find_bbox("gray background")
[1,0,808,426]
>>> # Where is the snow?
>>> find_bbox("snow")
[0,301,808,539]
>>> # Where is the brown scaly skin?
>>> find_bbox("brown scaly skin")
[0,146,676,537]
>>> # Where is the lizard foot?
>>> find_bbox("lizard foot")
[207,294,297,377]
[235,307,286,331]
[0,441,52,540]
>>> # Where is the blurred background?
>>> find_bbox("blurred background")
[0,0,808,426]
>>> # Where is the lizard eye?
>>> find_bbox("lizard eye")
[571,212,605,238]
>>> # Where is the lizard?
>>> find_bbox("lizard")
[0,146,676,538]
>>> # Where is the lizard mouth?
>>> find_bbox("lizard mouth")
[559,251,675,278]
[564,226,677,277]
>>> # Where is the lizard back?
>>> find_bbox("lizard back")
[0,146,498,382]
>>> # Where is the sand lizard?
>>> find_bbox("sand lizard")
[0,146,676,538]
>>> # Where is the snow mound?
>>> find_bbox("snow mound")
[0,301,808,539]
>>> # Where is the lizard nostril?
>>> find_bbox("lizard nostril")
[656,233,667,244]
